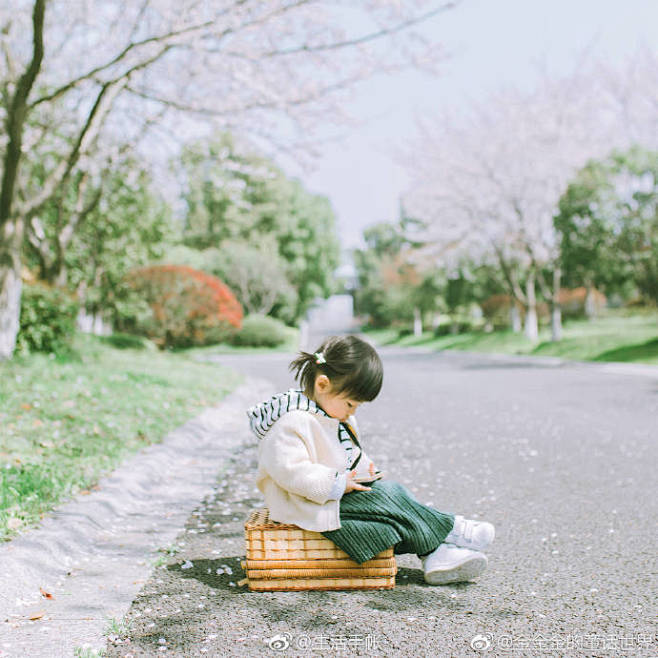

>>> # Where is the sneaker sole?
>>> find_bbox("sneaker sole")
[423,554,488,585]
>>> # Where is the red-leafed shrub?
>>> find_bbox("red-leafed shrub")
[480,294,525,328]
[556,287,606,318]
[120,264,243,348]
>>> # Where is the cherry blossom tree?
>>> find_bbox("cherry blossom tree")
[403,51,658,342]
[0,0,460,359]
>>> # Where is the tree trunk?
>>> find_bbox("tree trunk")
[413,306,422,337]
[0,0,46,359]
[0,221,24,359]
[54,264,68,288]
[551,306,562,342]
[524,271,539,342]
[92,311,110,336]
[550,266,562,342]
[0,265,22,359]
[584,281,596,319]
[510,303,522,332]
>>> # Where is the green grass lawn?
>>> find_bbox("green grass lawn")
[0,333,244,542]
[364,310,658,365]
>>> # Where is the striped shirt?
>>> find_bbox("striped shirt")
[246,388,361,499]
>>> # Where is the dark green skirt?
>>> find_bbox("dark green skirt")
[320,480,455,564]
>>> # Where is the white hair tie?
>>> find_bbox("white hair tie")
[314,351,326,365]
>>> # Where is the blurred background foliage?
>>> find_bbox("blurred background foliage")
[16,132,341,353]
[170,133,341,325]
[1,0,655,358]
[354,144,657,341]
[13,135,657,354]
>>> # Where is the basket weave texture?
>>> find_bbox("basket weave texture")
[243,508,397,591]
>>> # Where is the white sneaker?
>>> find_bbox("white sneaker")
[443,515,495,551]
[421,543,488,585]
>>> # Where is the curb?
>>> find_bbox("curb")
[0,378,272,658]
[374,343,658,379]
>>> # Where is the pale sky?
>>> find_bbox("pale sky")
[295,0,658,253]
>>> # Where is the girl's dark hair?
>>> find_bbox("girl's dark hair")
[289,335,383,401]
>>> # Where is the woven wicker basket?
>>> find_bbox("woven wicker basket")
[243,508,397,591]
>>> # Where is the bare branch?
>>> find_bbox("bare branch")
[23,44,172,218]
[59,172,103,250]
[22,81,123,218]
[257,2,459,58]
[127,0,152,43]
[124,65,368,118]
[28,20,212,108]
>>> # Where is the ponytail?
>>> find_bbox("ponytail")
[288,335,383,401]
[289,350,330,397]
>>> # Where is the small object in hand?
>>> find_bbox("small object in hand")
[354,471,384,483]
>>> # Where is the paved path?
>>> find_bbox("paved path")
[2,342,656,657]
[114,347,656,657]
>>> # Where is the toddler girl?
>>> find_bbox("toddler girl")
[247,335,495,584]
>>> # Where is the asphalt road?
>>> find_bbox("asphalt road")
[103,343,657,657]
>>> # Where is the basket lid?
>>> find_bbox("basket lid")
[245,507,301,530]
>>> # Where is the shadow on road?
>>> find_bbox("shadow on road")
[168,557,494,598]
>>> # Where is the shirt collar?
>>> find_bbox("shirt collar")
[246,388,330,439]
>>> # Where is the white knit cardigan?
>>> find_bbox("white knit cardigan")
[248,390,375,531]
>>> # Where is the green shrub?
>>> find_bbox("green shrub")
[433,320,474,336]
[16,282,80,355]
[100,332,157,350]
[230,314,289,347]
[433,323,453,337]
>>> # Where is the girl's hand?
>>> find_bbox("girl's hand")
[344,469,372,493]
[369,461,377,476]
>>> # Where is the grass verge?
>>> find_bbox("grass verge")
[364,310,658,365]
[0,332,243,542]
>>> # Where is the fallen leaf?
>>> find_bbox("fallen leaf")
[32,419,43,428]
[20,403,32,410]
[39,588,53,600]
[28,611,45,620]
